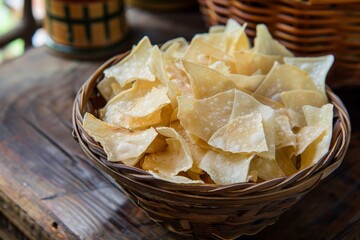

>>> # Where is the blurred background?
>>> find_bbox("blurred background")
[0,0,45,63]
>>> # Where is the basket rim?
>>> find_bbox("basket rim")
[72,50,351,195]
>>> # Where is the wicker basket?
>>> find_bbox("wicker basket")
[72,52,351,239]
[198,0,360,72]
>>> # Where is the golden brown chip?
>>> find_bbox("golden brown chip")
[199,150,254,185]
[284,55,334,96]
[231,90,276,159]
[100,80,164,129]
[208,113,268,153]
[254,63,318,102]
[161,37,189,58]
[177,90,235,141]
[249,157,285,181]
[234,51,282,76]
[275,110,296,148]
[254,24,293,57]
[184,37,230,65]
[182,60,236,99]
[280,90,328,127]
[83,113,157,165]
[142,127,193,176]
[225,19,250,54]
[300,104,333,169]
[104,37,155,86]
[276,147,297,176]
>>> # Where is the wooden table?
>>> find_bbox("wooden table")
[1,8,359,240]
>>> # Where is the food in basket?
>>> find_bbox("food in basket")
[83,19,335,185]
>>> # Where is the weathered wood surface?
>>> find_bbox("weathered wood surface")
[0,7,359,240]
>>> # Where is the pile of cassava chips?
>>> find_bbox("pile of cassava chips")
[83,19,334,185]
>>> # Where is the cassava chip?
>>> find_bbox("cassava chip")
[208,113,268,153]
[83,113,157,165]
[300,104,333,169]
[97,77,124,101]
[195,32,227,53]
[142,127,193,176]
[225,19,250,53]
[226,74,265,92]
[184,37,230,65]
[209,60,230,74]
[250,157,286,181]
[123,87,170,117]
[231,90,276,159]
[276,147,297,176]
[100,80,164,129]
[280,90,328,127]
[182,60,236,99]
[275,111,296,148]
[254,62,318,101]
[161,37,188,58]
[234,51,282,75]
[104,37,155,86]
[284,55,334,96]
[254,24,293,57]
[295,126,324,155]
[199,150,254,185]
[177,90,235,141]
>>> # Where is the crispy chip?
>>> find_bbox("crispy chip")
[172,121,207,174]
[145,135,167,153]
[123,87,170,117]
[149,46,169,85]
[254,63,318,102]
[227,74,265,92]
[276,147,297,176]
[296,126,324,155]
[104,37,155,86]
[208,113,268,153]
[184,37,230,65]
[199,150,254,185]
[142,127,193,176]
[280,90,328,127]
[225,19,250,53]
[231,90,276,159]
[101,80,164,129]
[97,77,124,101]
[209,60,230,74]
[250,157,285,181]
[83,113,157,165]
[254,24,293,57]
[209,25,225,33]
[177,90,234,141]
[234,51,282,75]
[284,55,334,96]
[300,104,333,169]
[182,60,236,99]
[208,56,238,73]
[275,111,296,148]
[195,32,227,52]
[161,37,189,58]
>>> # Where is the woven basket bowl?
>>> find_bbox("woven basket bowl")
[198,0,360,71]
[72,52,351,239]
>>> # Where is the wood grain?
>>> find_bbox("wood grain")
[0,7,359,240]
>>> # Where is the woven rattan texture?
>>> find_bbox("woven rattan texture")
[72,53,351,239]
[198,0,360,71]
